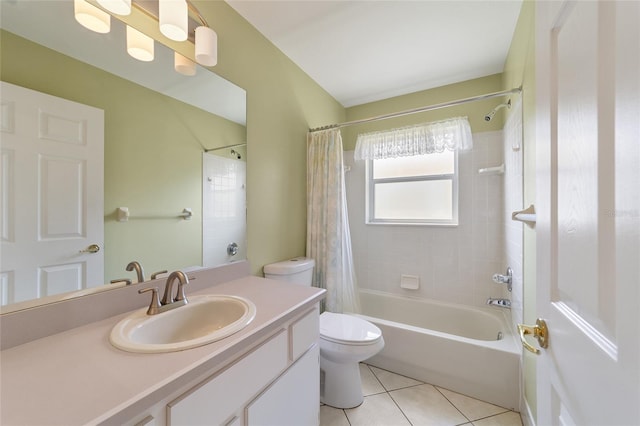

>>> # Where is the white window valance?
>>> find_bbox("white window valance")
[354,116,473,161]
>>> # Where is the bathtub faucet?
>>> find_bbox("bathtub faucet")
[492,267,513,292]
[486,298,511,309]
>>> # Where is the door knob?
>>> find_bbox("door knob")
[79,244,100,254]
[517,318,549,355]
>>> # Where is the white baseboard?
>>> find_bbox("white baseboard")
[521,398,536,426]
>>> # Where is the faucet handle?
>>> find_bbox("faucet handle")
[139,287,161,315]
[151,270,168,280]
[492,267,513,292]
[110,278,132,286]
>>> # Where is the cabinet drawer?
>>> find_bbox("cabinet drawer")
[167,330,288,426]
[290,306,319,361]
[246,344,319,426]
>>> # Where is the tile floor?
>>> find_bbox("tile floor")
[320,364,523,426]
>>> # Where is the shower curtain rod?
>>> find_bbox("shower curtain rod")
[308,87,522,133]
[204,142,246,153]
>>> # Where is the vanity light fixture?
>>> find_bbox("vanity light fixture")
[74,0,217,72]
[159,0,188,41]
[96,0,132,16]
[126,25,154,61]
[174,52,196,76]
[74,0,111,34]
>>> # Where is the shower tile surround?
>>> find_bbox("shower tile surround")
[346,131,509,307]
[503,100,525,330]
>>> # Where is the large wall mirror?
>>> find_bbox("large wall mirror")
[0,0,247,313]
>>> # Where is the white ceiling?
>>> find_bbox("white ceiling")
[226,1,523,107]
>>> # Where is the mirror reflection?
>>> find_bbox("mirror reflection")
[0,0,247,312]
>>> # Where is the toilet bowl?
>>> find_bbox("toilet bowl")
[319,311,384,408]
[263,258,384,408]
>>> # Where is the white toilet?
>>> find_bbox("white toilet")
[264,257,384,409]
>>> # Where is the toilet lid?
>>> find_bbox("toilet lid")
[320,312,382,345]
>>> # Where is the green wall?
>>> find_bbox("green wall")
[502,0,537,421]
[3,4,540,414]
[2,0,346,280]
[3,2,535,313]
[1,30,246,281]
[192,2,346,275]
[343,74,505,149]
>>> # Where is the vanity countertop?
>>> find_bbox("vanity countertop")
[0,275,325,425]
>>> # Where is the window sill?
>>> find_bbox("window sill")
[365,221,459,227]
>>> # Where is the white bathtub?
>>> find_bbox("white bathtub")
[349,289,521,410]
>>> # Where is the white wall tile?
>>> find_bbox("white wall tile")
[344,131,510,308]
[503,99,524,329]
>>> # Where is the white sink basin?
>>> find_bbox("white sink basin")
[110,294,257,353]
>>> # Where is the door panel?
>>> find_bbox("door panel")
[39,263,84,298]
[0,82,104,305]
[555,1,611,338]
[536,1,640,425]
[39,156,86,239]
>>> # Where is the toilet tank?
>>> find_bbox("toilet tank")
[263,257,315,286]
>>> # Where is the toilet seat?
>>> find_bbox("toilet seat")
[320,312,382,346]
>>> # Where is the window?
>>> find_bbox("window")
[366,151,458,225]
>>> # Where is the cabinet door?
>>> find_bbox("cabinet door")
[290,307,319,360]
[246,345,319,426]
[167,331,288,426]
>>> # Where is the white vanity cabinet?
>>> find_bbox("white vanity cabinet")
[128,305,320,426]
[246,345,319,425]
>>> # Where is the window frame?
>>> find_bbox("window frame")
[365,152,459,226]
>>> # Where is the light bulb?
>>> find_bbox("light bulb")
[195,26,217,67]
[96,0,131,16]
[174,52,196,76]
[74,0,111,34]
[126,26,154,62]
[159,0,188,42]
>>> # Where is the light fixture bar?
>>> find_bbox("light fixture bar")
[186,1,208,27]
[76,0,217,71]
[128,0,208,38]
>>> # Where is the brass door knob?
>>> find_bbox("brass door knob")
[517,318,549,355]
[79,244,100,254]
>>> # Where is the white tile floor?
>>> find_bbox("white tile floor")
[320,364,523,426]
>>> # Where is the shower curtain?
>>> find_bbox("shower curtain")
[306,129,360,313]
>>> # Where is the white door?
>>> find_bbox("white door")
[534,1,639,425]
[0,82,104,305]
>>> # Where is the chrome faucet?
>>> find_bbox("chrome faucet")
[126,261,145,283]
[492,267,513,292]
[486,298,511,309]
[139,270,190,315]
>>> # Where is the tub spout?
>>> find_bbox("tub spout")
[486,298,511,309]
